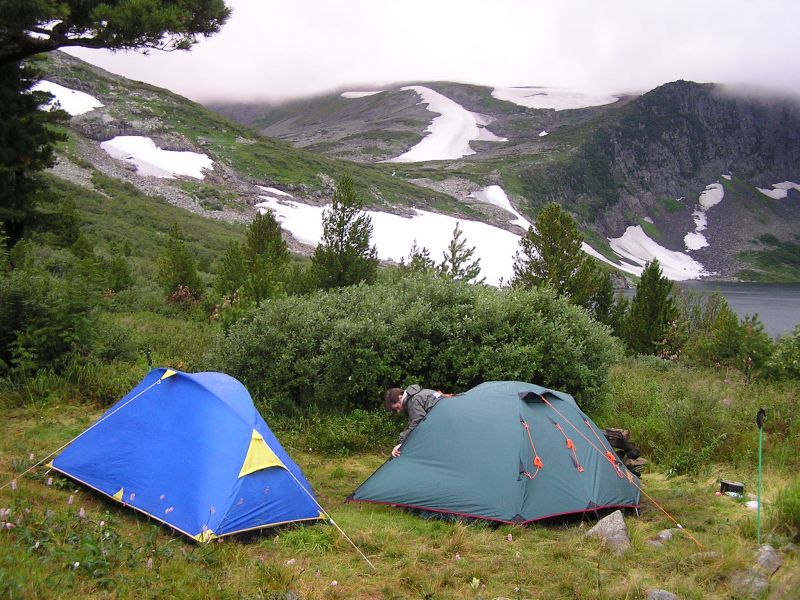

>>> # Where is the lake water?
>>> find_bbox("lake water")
[623,282,800,338]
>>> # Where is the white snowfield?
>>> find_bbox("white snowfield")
[757,181,800,199]
[256,191,520,286]
[100,136,213,179]
[386,86,506,163]
[469,185,531,230]
[255,182,713,285]
[491,87,620,110]
[341,90,383,98]
[31,80,103,116]
[685,182,725,251]
[610,225,708,280]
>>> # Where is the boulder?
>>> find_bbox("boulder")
[646,590,679,600]
[586,510,630,554]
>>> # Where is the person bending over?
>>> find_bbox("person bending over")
[385,384,444,457]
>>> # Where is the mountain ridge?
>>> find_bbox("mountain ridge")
[41,51,800,282]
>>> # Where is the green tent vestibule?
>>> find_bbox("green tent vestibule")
[349,381,641,523]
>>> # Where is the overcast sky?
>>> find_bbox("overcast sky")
[66,0,800,104]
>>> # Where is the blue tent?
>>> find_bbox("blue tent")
[50,368,323,541]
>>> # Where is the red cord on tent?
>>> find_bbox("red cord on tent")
[539,394,704,549]
[520,419,543,480]
[553,422,584,473]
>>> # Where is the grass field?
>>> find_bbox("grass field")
[2,396,798,599]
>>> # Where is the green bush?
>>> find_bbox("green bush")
[263,408,397,456]
[0,245,98,375]
[213,274,620,416]
[765,324,800,380]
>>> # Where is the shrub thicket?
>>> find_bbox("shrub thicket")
[212,274,620,416]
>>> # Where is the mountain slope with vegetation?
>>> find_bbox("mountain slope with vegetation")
[214,80,800,281]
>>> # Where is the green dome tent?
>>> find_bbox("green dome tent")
[349,381,640,523]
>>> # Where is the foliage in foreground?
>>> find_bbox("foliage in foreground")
[607,358,800,475]
[213,274,621,416]
[2,390,800,600]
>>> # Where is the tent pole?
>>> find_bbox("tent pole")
[756,408,765,546]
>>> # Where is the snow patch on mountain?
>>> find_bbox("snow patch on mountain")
[32,80,103,116]
[257,185,293,197]
[757,181,800,199]
[257,195,521,286]
[685,182,725,250]
[100,136,213,179]
[491,87,619,110]
[385,86,506,163]
[610,225,708,280]
[469,185,531,229]
[341,90,383,98]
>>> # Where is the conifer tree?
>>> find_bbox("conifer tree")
[403,239,436,273]
[157,223,203,299]
[439,222,484,284]
[310,175,378,289]
[215,210,289,303]
[0,1,230,246]
[0,62,66,246]
[622,259,677,355]
[512,203,598,307]
[0,1,231,66]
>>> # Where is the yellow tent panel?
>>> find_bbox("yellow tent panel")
[239,430,285,477]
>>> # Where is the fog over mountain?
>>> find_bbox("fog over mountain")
[65,0,800,104]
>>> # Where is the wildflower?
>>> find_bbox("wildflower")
[33,541,40,549]
[506,533,513,542]
[146,558,153,569]
[29,453,34,461]
[46,477,53,486]
[2,522,12,530]
[67,495,74,505]
[10,480,16,491]
[454,552,461,560]
[515,551,520,559]
[330,580,338,587]
[78,507,86,519]
[72,561,80,570]
[99,520,105,528]
[470,577,481,590]
[0,508,8,517]
[286,558,296,565]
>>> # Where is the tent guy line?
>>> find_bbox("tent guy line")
[539,394,703,549]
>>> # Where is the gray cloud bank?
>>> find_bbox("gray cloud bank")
[66,0,800,104]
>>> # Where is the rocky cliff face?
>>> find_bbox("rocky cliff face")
[590,81,800,231]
